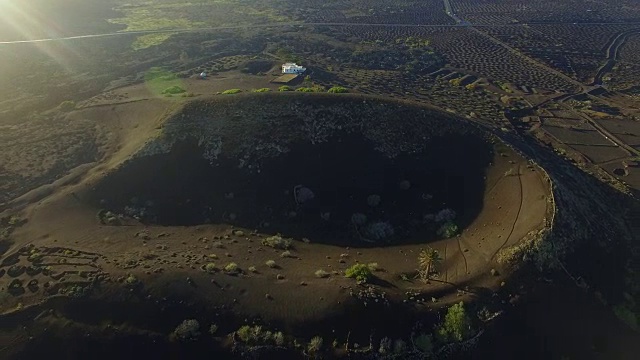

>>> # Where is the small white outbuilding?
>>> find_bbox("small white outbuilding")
[281,63,306,74]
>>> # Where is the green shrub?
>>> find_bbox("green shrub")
[58,100,76,112]
[162,85,186,94]
[204,262,217,273]
[253,88,271,92]
[345,263,373,283]
[436,302,473,342]
[222,88,242,95]
[224,262,239,274]
[278,85,292,91]
[295,87,315,92]
[262,235,292,249]
[328,86,348,93]
[125,274,138,286]
[367,262,381,272]
[437,222,459,239]
[237,325,253,343]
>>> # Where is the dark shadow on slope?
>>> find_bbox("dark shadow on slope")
[91,132,492,247]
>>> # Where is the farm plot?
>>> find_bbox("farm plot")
[452,0,640,24]
[597,118,640,149]
[483,24,637,83]
[568,144,629,164]
[540,117,593,130]
[608,64,640,90]
[543,126,615,146]
[601,161,640,189]
[620,33,640,64]
[287,0,455,25]
[425,28,578,92]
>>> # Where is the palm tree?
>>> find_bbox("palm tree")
[418,247,442,282]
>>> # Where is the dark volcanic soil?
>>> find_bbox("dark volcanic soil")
[90,94,494,246]
[92,133,491,246]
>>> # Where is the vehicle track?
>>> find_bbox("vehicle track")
[490,164,524,261]
[456,234,468,275]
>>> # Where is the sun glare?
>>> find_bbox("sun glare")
[0,0,80,72]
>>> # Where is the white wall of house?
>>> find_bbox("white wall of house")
[282,63,306,74]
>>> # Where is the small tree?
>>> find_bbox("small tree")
[418,247,442,282]
[436,302,473,342]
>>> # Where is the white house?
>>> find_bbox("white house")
[282,63,306,74]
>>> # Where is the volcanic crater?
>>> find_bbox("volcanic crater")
[2,93,553,356]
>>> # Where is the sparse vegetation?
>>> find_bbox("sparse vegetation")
[222,89,242,95]
[262,235,292,249]
[266,259,277,268]
[280,250,293,258]
[204,262,217,273]
[224,262,240,274]
[315,269,330,278]
[328,86,348,93]
[236,325,283,346]
[278,85,292,91]
[125,274,138,286]
[252,88,271,92]
[172,319,200,341]
[274,331,285,346]
[345,263,373,283]
[437,221,459,239]
[308,336,323,353]
[58,100,76,112]
[209,324,218,336]
[162,85,186,95]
